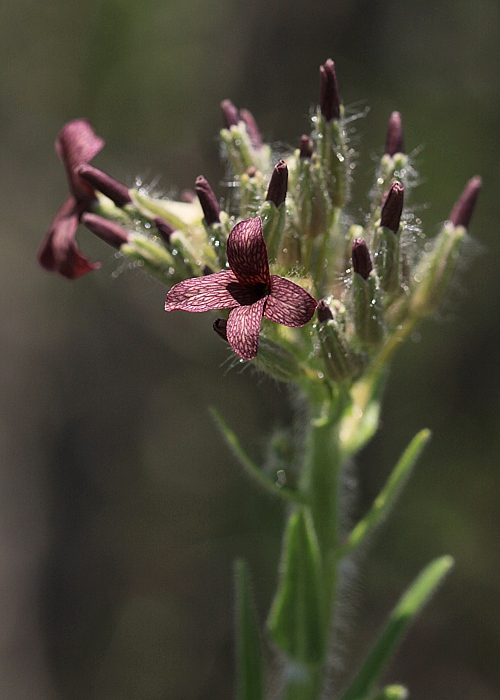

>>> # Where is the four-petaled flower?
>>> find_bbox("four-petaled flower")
[165,217,317,359]
[37,119,104,279]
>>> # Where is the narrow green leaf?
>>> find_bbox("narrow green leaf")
[267,508,325,664]
[340,555,454,700]
[234,560,264,700]
[340,429,431,557]
[210,407,307,504]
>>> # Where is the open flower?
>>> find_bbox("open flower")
[165,217,317,359]
[37,119,105,279]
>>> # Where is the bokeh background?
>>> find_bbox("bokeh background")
[0,0,499,698]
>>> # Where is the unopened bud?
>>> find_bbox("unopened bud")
[78,164,132,208]
[81,212,130,248]
[448,176,482,229]
[352,238,373,280]
[316,300,361,382]
[240,108,264,150]
[266,160,288,208]
[195,175,220,225]
[154,217,175,244]
[380,182,404,233]
[385,111,404,156]
[299,135,314,159]
[319,59,341,122]
[221,99,239,128]
[213,318,228,342]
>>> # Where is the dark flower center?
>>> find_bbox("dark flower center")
[227,281,268,306]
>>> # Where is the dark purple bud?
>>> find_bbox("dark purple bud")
[77,164,132,208]
[213,318,228,342]
[221,99,240,128]
[240,108,263,150]
[299,135,314,159]
[352,238,373,280]
[385,111,404,156]
[195,175,220,225]
[319,59,341,122]
[81,212,130,249]
[154,217,176,243]
[448,176,482,229]
[381,182,404,233]
[266,160,288,208]
[317,299,334,322]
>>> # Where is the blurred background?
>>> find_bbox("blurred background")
[0,0,499,698]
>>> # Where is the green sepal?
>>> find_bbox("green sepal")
[267,508,326,664]
[314,109,349,208]
[234,560,264,700]
[121,234,182,284]
[374,226,400,294]
[340,429,431,557]
[408,222,466,318]
[340,556,454,700]
[259,200,287,262]
[240,170,267,219]
[352,272,384,348]
[253,336,304,383]
[294,155,329,246]
[220,124,257,176]
[315,304,363,384]
[129,189,203,231]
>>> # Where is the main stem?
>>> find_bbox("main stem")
[284,383,346,698]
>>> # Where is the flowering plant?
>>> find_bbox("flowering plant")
[38,59,480,699]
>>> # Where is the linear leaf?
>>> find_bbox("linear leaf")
[340,555,454,700]
[235,560,264,700]
[340,429,431,557]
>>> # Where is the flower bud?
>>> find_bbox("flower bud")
[352,238,373,280]
[266,160,288,208]
[448,176,482,229]
[154,217,175,244]
[351,240,384,346]
[221,99,239,128]
[195,175,220,225]
[77,164,132,208]
[319,59,341,122]
[239,108,263,151]
[80,212,130,248]
[380,182,404,234]
[299,135,314,159]
[316,300,361,383]
[385,111,404,156]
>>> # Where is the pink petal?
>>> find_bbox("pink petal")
[226,297,266,359]
[226,218,270,287]
[165,270,242,312]
[56,119,105,202]
[264,276,317,327]
[37,197,100,279]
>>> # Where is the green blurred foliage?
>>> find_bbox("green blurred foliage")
[0,0,498,698]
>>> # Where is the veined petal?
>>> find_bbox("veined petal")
[226,297,266,359]
[227,218,270,286]
[37,197,100,279]
[56,119,105,201]
[264,276,317,327]
[165,270,242,312]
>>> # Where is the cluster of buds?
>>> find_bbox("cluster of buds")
[38,60,480,384]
